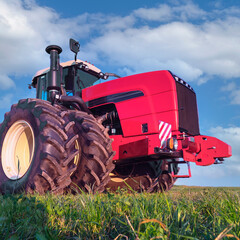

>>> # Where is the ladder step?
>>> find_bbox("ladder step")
[170,161,192,178]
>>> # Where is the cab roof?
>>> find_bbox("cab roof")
[32,59,102,86]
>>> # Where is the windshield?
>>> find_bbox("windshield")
[63,66,99,94]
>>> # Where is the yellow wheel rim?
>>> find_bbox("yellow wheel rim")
[1,120,35,180]
[109,165,135,183]
[74,140,80,166]
[109,173,129,183]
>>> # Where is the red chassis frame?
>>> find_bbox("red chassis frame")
[82,70,232,177]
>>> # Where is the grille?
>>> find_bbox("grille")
[172,74,200,135]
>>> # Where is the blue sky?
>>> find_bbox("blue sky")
[0,0,239,187]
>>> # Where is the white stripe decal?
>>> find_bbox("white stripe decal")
[158,120,172,148]
[159,123,168,139]
[162,125,171,141]
[161,126,171,147]
[159,121,164,131]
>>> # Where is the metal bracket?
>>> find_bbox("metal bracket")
[170,161,192,178]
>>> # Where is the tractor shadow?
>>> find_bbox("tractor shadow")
[0,193,61,239]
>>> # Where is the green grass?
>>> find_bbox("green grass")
[0,186,240,239]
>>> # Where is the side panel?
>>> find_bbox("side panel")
[111,134,160,161]
[119,139,148,159]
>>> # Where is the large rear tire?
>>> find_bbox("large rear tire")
[66,111,115,193]
[0,99,78,194]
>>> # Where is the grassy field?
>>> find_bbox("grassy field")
[0,186,240,239]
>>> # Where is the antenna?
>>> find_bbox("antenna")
[69,38,80,61]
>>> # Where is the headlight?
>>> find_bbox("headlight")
[167,138,178,151]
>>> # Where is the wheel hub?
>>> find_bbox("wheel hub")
[1,120,35,180]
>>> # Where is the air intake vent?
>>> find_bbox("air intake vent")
[172,74,195,92]
[169,71,199,136]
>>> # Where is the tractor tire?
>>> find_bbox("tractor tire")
[0,99,78,194]
[106,163,159,193]
[66,111,115,193]
[106,160,179,193]
[155,159,179,192]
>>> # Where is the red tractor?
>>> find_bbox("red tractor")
[0,39,232,194]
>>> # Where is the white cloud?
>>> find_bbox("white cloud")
[0,0,102,89]
[0,94,14,110]
[0,75,15,90]
[133,4,173,22]
[174,2,206,21]
[1,0,240,90]
[85,17,240,83]
[222,82,236,92]
[133,2,206,22]
[213,6,240,18]
[222,82,240,105]
[209,126,240,175]
[230,90,240,105]
[103,15,135,31]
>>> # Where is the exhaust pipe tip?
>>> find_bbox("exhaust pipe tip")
[46,45,62,54]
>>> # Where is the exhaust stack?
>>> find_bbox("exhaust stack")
[45,45,62,101]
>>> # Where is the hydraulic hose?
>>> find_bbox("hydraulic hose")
[60,95,91,114]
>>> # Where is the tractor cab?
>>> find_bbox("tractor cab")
[31,60,105,101]
[31,39,120,102]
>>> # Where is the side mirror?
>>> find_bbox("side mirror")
[69,38,80,61]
